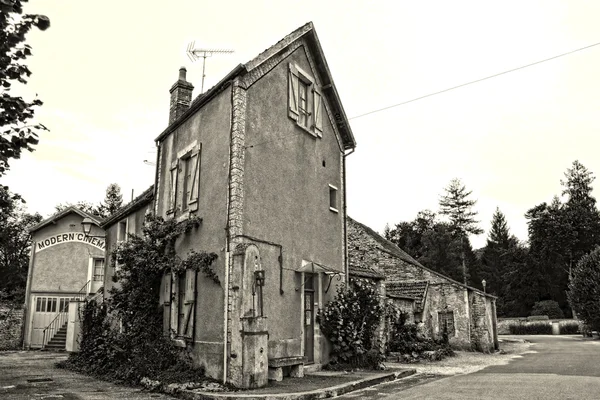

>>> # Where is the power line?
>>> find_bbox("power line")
[349,40,600,121]
[245,40,600,149]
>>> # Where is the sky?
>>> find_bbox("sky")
[4,0,600,249]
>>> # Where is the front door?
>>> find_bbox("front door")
[304,274,315,363]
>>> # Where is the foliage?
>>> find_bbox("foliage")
[568,246,600,332]
[558,321,580,335]
[530,300,564,319]
[508,322,552,335]
[319,278,384,369]
[61,214,219,384]
[97,183,124,218]
[385,211,480,285]
[54,200,100,216]
[0,185,41,303]
[439,178,483,237]
[439,178,483,285]
[386,311,454,362]
[0,0,50,177]
[54,183,125,219]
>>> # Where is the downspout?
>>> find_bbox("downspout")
[343,148,355,285]
[153,142,161,215]
[23,240,36,349]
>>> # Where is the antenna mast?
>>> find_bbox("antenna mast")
[186,42,234,93]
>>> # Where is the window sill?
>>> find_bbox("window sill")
[329,207,339,213]
[172,338,187,348]
[291,118,320,139]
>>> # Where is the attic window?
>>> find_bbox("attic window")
[288,63,323,137]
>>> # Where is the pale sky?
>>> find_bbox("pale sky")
[4,0,600,249]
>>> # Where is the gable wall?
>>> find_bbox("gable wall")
[242,44,346,346]
[30,213,105,294]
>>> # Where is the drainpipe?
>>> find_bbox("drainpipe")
[343,147,355,285]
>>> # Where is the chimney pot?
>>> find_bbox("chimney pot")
[178,67,187,81]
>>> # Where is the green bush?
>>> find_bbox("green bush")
[386,312,453,361]
[508,322,552,335]
[568,247,600,332]
[559,321,580,335]
[319,278,384,369]
[58,215,219,385]
[530,300,564,319]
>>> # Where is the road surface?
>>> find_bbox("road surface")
[341,335,600,400]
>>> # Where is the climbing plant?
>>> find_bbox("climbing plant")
[318,278,384,369]
[59,215,219,384]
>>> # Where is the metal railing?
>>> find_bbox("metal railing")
[41,280,90,349]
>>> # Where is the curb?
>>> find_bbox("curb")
[173,369,416,400]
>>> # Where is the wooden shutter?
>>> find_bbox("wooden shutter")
[288,64,299,120]
[183,268,197,339]
[168,160,179,214]
[188,144,202,212]
[163,273,172,335]
[313,88,323,136]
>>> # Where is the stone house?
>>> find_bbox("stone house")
[22,207,105,349]
[101,22,356,388]
[348,217,498,352]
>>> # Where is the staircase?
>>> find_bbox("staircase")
[43,322,68,351]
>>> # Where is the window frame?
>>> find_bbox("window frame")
[438,311,455,337]
[93,258,105,282]
[329,184,339,213]
[288,63,323,137]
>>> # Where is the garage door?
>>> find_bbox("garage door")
[30,296,72,347]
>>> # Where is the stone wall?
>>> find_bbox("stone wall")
[0,306,24,350]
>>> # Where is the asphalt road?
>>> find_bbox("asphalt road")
[341,335,600,400]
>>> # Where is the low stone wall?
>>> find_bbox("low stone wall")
[498,317,581,335]
[0,306,24,350]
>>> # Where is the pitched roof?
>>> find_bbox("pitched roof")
[348,263,385,279]
[29,207,103,234]
[348,216,496,299]
[155,22,356,150]
[387,281,429,311]
[101,185,154,229]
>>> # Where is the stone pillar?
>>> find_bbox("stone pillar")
[241,316,268,388]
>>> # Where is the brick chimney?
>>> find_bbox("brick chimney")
[169,67,194,124]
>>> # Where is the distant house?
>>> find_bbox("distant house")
[101,22,356,388]
[100,186,154,295]
[23,207,105,350]
[348,217,498,352]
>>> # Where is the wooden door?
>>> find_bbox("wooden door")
[304,290,314,363]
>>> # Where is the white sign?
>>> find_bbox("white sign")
[35,232,105,253]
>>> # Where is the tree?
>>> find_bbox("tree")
[439,179,483,284]
[97,183,123,218]
[0,185,42,303]
[568,246,600,331]
[1,1,50,177]
[54,200,99,216]
[385,211,478,284]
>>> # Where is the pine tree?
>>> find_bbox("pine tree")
[98,183,124,218]
[439,178,483,284]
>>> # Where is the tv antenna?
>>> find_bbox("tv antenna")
[186,42,234,93]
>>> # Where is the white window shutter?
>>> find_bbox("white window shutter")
[313,89,323,136]
[183,269,197,339]
[188,144,202,212]
[170,272,178,335]
[288,64,299,120]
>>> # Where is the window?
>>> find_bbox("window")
[93,258,104,282]
[35,296,72,313]
[288,63,323,136]
[438,311,455,337]
[329,184,338,213]
[117,220,127,242]
[167,144,201,217]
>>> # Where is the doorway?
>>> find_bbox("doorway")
[304,274,315,363]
